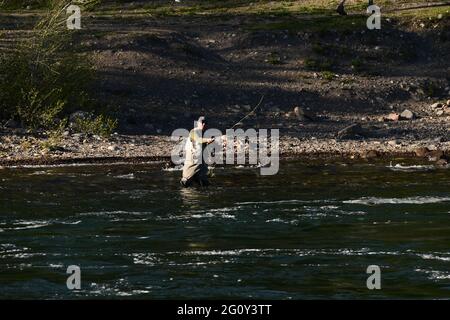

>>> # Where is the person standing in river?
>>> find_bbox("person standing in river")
[337,0,374,16]
[180,116,215,187]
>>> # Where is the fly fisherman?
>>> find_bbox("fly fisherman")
[180,116,215,187]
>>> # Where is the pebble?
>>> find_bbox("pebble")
[400,109,415,120]
[385,113,399,121]
[430,102,442,109]
[388,140,399,146]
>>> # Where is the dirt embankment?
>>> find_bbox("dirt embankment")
[1,1,449,167]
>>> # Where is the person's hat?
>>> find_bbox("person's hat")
[198,116,206,124]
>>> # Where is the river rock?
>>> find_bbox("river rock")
[107,145,118,151]
[414,147,429,157]
[430,102,442,110]
[293,106,303,119]
[72,133,84,142]
[400,109,415,120]
[428,149,444,161]
[293,106,315,121]
[435,158,448,167]
[388,140,400,146]
[385,113,399,121]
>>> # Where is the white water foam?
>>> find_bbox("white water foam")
[175,248,404,257]
[162,165,183,172]
[114,173,135,179]
[418,253,450,262]
[236,199,331,206]
[158,207,240,221]
[0,219,82,232]
[415,269,450,280]
[7,161,163,169]
[343,196,450,205]
[131,253,159,265]
[10,221,53,230]
[388,163,435,172]
[79,210,151,217]
[266,218,299,224]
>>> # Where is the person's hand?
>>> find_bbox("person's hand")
[221,135,227,147]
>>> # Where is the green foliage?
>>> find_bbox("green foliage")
[72,114,118,137]
[0,0,101,10]
[267,52,282,65]
[0,0,115,134]
[40,119,66,151]
[0,0,50,9]
[16,88,66,129]
[321,71,335,81]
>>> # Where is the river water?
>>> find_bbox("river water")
[0,160,449,299]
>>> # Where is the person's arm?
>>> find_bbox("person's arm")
[190,130,214,144]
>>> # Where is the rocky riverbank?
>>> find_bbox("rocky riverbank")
[3,99,450,168]
[1,126,449,168]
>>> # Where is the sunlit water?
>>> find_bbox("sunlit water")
[0,161,449,299]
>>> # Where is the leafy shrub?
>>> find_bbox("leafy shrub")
[321,71,335,81]
[0,0,115,133]
[0,0,101,10]
[72,114,117,137]
[267,52,282,65]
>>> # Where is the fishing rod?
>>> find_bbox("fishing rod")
[231,95,265,129]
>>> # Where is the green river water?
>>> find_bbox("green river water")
[0,160,449,299]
